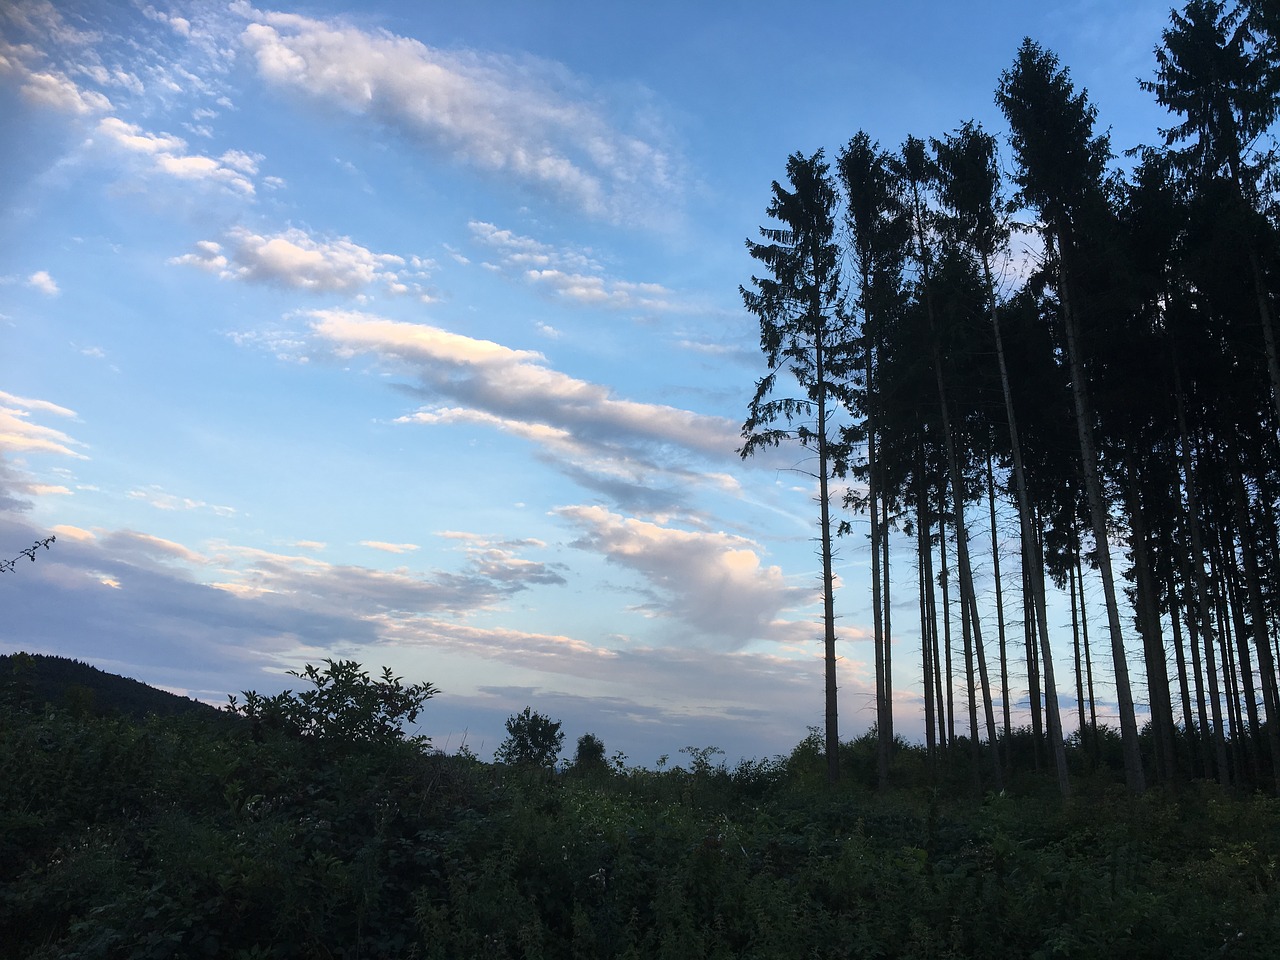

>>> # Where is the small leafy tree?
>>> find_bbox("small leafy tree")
[495,707,563,768]
[228,659,437,749]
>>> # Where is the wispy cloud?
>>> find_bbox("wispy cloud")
[234,5,678,222]
[127,485,237,518]
[470,221,682,313]
[0,34,113,114]
[0,391,85,459]
[360,540,420,554]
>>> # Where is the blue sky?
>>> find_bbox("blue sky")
[2,0,1176,765]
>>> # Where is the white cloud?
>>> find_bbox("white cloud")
[0,37,113,114]
[291,309,739,508]
[96,116,256,194]
[361,540,420,554]
[0,391,85,459]
[127,485,236,517]
[555,504,812,647]
[27,270,59,295]
[171,226,427,298]
[234,6,677,222]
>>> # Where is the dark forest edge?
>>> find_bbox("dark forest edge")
[740,0,1280,796]
[2,655,1278,959]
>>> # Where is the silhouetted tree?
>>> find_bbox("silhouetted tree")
[741,150,854,784]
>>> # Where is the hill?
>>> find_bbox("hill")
[0,652,224,722]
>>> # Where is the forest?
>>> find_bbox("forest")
[740,0,1280,797]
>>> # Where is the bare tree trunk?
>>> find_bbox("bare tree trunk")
[1076,552,1100,761]
[988,456,1012,744]
[1054,230,1144,793]
[866,339,888,790]
[918,488,937,762]
[884,500,893,747]
[1072,555,1087,739]
[984,256,1068,793]
[1228,465,1280,793]
[1166,576,1198,774]
[1127,474,1177,783]
[1172,365,1229,782]
[940,490,955,744]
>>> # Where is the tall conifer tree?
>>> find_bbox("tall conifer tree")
[741,151,853,785]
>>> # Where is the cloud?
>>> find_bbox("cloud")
[0,391,85,459]
[234,5,677,222]
[554,504,813,648]
[26,269,58,295]
[285,309,739,507]
[436,532,567,588]
[469,220,683,313]
[171,226,428,299]
[127,485,236,517]
[96,116,256,194]
[0,36,113,114]
[360,540,420,554]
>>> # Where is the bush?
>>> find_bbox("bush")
[227,659,437,750]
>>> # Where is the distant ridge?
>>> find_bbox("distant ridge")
[0,652,225,722]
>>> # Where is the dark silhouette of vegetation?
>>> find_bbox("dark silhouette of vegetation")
[495,706,564,768]
[747,0,1280,797]
[0,652,223,722]
[740,150,852,784]
[227,658,436,750]
[570,732,609,775]
[0,535,54,574]
[2,666,1278,959]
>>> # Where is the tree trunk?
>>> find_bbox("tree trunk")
[1172,363,1229,782]
[865,333,889,790]
[1228,463,1280,792]
[988,455,1012,744]
[985,256,1068,794]
[1126,471,1177,783]
[813,325,840,786]
[1054,228,1145,793]
[939,490,955,744]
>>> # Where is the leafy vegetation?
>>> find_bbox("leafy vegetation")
[2,663,1278,959]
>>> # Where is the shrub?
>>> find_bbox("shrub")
[227,659,436,750]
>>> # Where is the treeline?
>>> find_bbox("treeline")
[741,0,1280,795]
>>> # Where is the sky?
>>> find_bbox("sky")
[2,0,1179,766]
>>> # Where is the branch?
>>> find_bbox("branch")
[0,536,56,574]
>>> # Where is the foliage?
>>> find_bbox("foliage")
[3,692,1279,960]
[494,706,564,768]
[226,658,436,750]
